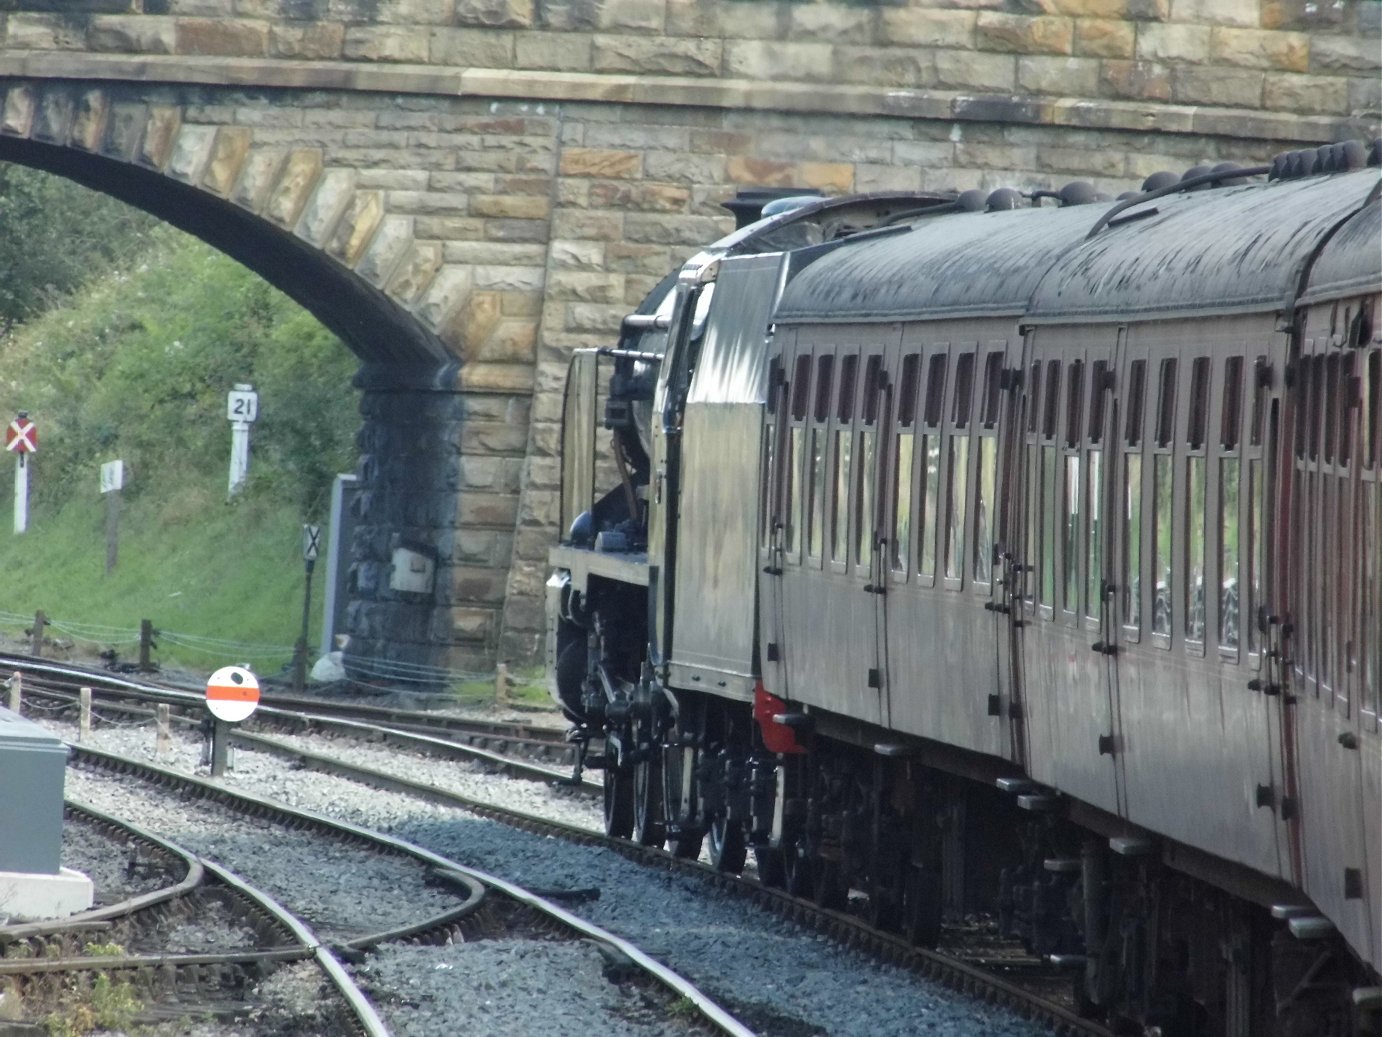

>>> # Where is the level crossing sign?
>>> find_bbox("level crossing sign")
[205,665,260,723]
[5,417,37,454]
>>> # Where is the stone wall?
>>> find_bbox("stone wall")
[0,1,1376,669]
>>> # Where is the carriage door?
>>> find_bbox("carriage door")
[1016,329,1123,810]
[759,342,807,700]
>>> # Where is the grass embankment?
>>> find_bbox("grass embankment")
[0,224,358,675]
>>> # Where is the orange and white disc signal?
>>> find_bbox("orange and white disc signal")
[205,666,260,723]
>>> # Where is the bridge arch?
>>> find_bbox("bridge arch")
[0,0,1376,677]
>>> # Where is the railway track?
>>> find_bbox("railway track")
[1,802,393,1036]
[11,654,1113,1036]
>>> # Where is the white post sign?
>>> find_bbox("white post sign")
[227,384,259,497]
[101,460,126,573]
[100,460,125,494]
[6,412,37,534]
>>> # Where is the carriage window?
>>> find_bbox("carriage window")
[1364,485,1379,716]
[893,355,920,573]
[791,356,811,421]
[1187,454,1207,644]
[1153,453,1173,639]
[1335,354,1352,469]
[1309,356,1323,461]
[894,432,914,573]
[946,353,974,581]
[858,357,882,567]
[1248,458,1264,656]
[898,355,920,426]
[1065,451,1081,613]
[918,353,947,578]
[1368,351,1380,470]
[1250,358,1267,448]
[1323,354,1339,465]
[975,435,995,585]
[1027,362,1042,435]
[1219,357,1244,653]
[1187,359,1209,644]
[1124,454,1143,630]
[1155,358,1177,447]
[1066,361,1085,448]
[981,352,1003,428]
[809,355,834,558]
[1088,361,1107,443]
[952,352,975,427]
[924,354,947,427]
[1043,360,1060,440]
[761,422,774,540]
[1086,448,1103,621]
[1125,360,1146,444]
[814,355,834,422]
[1221,357,1243,451]
[831,355,858,564]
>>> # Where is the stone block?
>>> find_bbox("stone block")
[265,148,324,228]
[451,565,511,604]
[1018,55,1101,95]
[1100,59,1172,101]
[1262,73,1350,116]
[587,180,690,212]
[450,605,498,641]
[460,365,538,396]
[1348,76,1381,117]
[89,15,175,52]
[515,31,594,70]
[549,238,606,268]
[175,18,269,56]
[231,146,285,212]
[270,23,345,60]
[592,34,721,76]
[343,27,430,62]
[1209,27,1309,71]
[6,14,85,50]
[723,40,836,82]
[138,105,181,170]
[167,124,216,183]
[880,8,976,48]
[473,264,546,292]
[1309,35,1382,75]
[355,213,414,288]
[933,49,1016,90]
[789,4,877,44]
[546,270,623,303]
[1167,0,1258,27]
[605,241,671,275]
[551,210,625,241]
[455,0,534,29]
[200,126,251,195]
[976,13,1074,55]
[329,190,385,265]
[559,147,643,179]
[446,241,548,264]
[1172,66,1263,108]
[1036,143,1127,176]
[1049,0,1129,16]
[1136,22,1209,62]
[471,194,552,219]
[1074,18,1134,57]
[388,242,444,304]
[642,149,726,185]
[1,86,36,138]
[431,27,516,66]
[102,101,147,162]
[834,48,934,89]
[68,90,110,152]
[31,90,73,146]
[597,0,664,32]
[855,162,924,193]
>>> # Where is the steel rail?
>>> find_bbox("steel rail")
[68,742,759,1037]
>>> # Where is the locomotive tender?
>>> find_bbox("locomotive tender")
[547,141,1382,1036]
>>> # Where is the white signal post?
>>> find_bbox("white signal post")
[205,665,260,776]
[6,412,38,534]
[226,384,259,498]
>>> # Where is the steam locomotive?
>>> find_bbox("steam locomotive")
[546,140,1382,1036]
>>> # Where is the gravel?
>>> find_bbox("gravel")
[45,719,1055,1037]
[61,815,183,908]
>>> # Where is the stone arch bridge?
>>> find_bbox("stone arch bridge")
[0,0,1376,678]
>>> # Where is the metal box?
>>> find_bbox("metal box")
[0,707,67,874]
[389,542,436,595]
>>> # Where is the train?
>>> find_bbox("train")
[545,139,1382,1036]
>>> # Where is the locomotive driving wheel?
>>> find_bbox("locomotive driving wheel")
[708,816,747,873]
[661,719,704,858]
[631,714,665,846]
[602,741,634,839]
